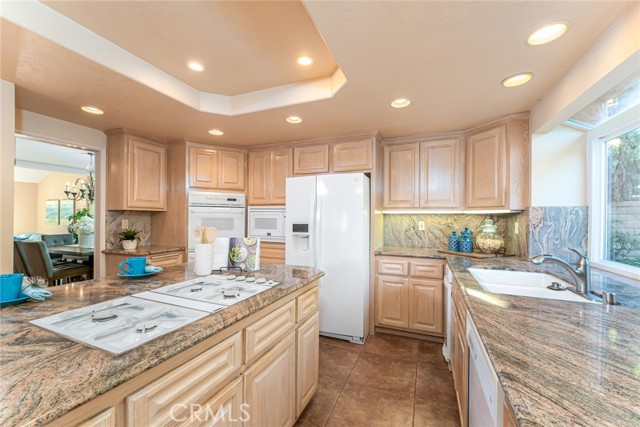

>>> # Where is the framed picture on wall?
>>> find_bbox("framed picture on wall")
[45,199,60,225]
[59,200,75,226]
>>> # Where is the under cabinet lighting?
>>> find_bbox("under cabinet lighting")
[381,210,518,215]
[527,21,570,45]
[81,106,104,115]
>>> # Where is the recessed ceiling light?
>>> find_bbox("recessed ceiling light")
[501,73,533,88]
[208,129,224,136]
[391,98,411,108]
[527,21,570,46]
[187,60,204,72]
[286,116,302,124]
[81,106,104,115]
[297,56,313,66]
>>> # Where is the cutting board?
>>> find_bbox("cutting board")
[437,249,515,259]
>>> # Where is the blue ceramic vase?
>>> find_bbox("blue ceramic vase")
[448,232,460,251]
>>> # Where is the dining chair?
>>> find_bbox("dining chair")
[20,241,92,287]
[13,241,29,275]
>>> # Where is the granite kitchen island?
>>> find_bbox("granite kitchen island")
[0,263,324,427]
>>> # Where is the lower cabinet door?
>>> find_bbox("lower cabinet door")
[408,279,444,334]
[244,332,296,427]
[178,376,244,427]
[376,275,409,328]
[77,407,116,427]
[296,312,320,417]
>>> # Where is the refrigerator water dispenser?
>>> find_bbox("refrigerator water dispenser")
[291,224,310,254]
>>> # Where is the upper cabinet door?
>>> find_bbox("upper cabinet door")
[294,145,329,175]
[248,151,270,205]
[332,139,372,172]
[218,150,246,190]
[383,143,419,208]
[128,137,167,210]
[189,147,218,189]
[270,148,293,204]
[420,138,462,208]
[466,126,506,208]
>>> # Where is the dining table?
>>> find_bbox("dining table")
[47,245,94,257]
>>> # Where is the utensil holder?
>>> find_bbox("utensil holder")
[194,243,214,276]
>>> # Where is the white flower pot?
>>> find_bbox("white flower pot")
[78,233,94,248]
[122,240,138,251]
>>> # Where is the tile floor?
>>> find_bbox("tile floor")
[295,333,460,427]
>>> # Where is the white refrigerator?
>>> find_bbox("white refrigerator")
[285,173,370,343]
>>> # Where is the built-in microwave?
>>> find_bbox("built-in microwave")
[248,206,286,242]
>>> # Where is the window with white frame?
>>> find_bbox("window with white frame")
[588,110,640,279]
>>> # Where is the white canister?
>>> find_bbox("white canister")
[78,233,94,248]
[194,243,214,276]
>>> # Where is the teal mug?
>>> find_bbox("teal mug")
[1,273,24,302]
[119,257,147,275]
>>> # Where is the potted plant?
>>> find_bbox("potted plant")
[67,208,92,243]
[119,228,141,251]
[73,216,95,248]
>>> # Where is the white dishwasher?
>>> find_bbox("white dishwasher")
[467,312,504,427]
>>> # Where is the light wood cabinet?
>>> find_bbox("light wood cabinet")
[248,148,292,205]
[375,256,444,336]
[189,147,218,189]
[218,150,245,190]
[420,138,462,208]
[179,376,244,427]
[126,332,242,427]
[188,146,246,191]
[293,145,329,175]
[259,242,286,264]
[244,332,296,427]
[451,277,468,427]
[106,130,167,211]
[245,300,296,365]
[376,275,410,329]
[383,143,419,208]
[332,139,372,172]
[76,408,115,427]
[297,287,319,322]
[296,312,320,417]
[465,117,528,210]
[503,400,518,427]
[408,278,444,334]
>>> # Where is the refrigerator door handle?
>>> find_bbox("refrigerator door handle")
[315,193,322,271]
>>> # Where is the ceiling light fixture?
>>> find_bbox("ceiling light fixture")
[81,106,104,115]
[286,116,302,124]
[501,73,533,88]
[297,56,313,66]
[187,60,204,72]
[391,98,411,108]
[208,129,224,136]
[527,21,570,45]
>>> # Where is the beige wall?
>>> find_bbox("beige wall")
[36,172,88,235]
[530,125,587,206]
[13,182,37,235]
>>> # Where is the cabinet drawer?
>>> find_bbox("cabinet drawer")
[297,287,319,322]
[245,300,296,364]
[77,408,115,427]
[148,251,184,267]
[126,332,242,427]
[178,376,244,427]
[376,258,409,276]
[409,261,444,279]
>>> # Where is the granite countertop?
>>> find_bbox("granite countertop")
[374,246,446,259]
[102,245,185,255]
[446,255,640,426]
[0,263,324,427]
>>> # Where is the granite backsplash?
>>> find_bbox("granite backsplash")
[382,206,588,261]
[105,211,151,250]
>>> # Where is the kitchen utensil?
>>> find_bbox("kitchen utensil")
[205,227,217,244]
[194,227,202,244]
